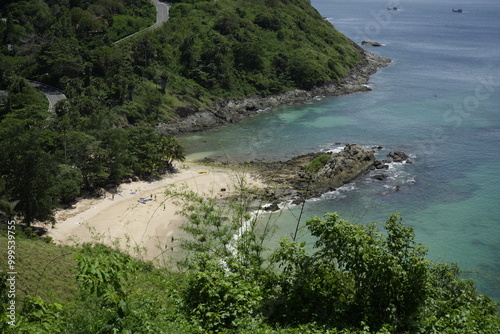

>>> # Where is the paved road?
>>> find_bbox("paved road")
[114,0,170,43]
[28,80,66,112]
[151,0,170,28]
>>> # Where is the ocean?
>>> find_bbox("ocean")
[180,0,500,300]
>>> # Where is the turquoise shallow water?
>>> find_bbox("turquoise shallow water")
[181,0,500,300]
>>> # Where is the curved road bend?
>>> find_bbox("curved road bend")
[151,0,170,28]
[114,0,170,43]
[28,80,67,112]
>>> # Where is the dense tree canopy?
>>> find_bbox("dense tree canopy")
[0,78,184,225]
[1,0,363,118]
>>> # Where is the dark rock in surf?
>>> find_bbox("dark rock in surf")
[373,160,389,169]
[264,201,280,212]
[291,197,305,205]
[387,151,409,162]
[362,40,384,47]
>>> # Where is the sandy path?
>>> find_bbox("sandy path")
[48,163,263,263]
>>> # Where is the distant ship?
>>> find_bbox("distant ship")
[452,8,463,13]
[387,6,398,10]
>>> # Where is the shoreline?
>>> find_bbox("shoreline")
[44,49,391,263]
[157,50,390,136]
[45,163,265,263]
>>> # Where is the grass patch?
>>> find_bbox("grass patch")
[305,153,331,173]
[0,233,79,306]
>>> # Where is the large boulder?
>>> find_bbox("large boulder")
[313,143,376,193]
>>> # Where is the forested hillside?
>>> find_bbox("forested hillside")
[0,0,364,226]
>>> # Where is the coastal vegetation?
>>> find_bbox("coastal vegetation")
[1,197,499,332]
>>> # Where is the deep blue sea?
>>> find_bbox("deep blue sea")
[181,0,500,300]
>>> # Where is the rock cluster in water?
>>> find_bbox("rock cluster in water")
[250,143,411,208]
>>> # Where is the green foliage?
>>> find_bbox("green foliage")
[2,296,65,333]
[0,82,55,225]
[304,153,331,174]
[63,245,139,332]
[270,213,453,332]
[3,0,154,46]
[167,178,265,267]
[76,251,131,305]
[309,213,429,329]
[162,0,361,97]
[166,187,500,333]
[108,14,149,41]
[166,179,273,332]
[36,37,88,82]
[0,124,59,225]
[1,210,499,333]
[0,81,184,223]
[65,244,201,333]
[54,164,83,203]
[182,255,264,331]
[126,125,185,175]
[419,263,500,333]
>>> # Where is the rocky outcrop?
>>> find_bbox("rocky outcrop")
[157,50,390,136]
[312,143,376,194]
[215,145,412,210]
[249,143,379,201]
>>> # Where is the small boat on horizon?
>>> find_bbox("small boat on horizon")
[452,8,463,13]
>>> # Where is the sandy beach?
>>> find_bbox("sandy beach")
[47,163,264,264]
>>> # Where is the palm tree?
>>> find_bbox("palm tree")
[158,136,185,169]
